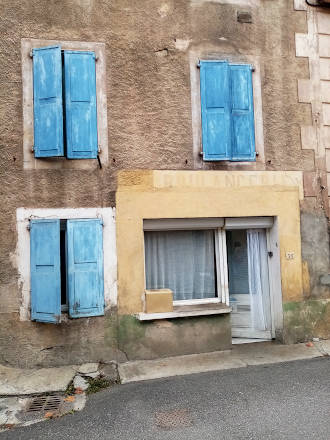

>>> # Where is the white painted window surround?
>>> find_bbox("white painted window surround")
[21,39,108,170]
[189,49,265,169]
[16,208,117,321]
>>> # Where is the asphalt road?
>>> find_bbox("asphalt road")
[1,357,330,440]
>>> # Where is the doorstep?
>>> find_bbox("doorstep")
[118,340,330,384]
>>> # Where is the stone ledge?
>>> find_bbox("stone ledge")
[137,303,232,321]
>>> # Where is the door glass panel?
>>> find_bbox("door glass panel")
[226,230,249,295]
[227,229,271,339]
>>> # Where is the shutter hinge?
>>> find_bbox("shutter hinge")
[27,223,31,231]
[29,51,33,58]
[199,151,203,156]
[31,146,34,152]
[197,61,201,68]
[98,145,102,153]
[95,55,99,61]
[251,65,255,72]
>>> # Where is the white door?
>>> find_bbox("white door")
[227,229,272,339]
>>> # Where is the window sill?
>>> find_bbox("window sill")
[136,303,232,321]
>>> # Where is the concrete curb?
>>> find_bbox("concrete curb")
[118,340,330,384]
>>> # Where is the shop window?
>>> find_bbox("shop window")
[145,230,218,302]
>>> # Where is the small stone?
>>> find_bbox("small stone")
[73,375,89,391]
[44,412,54,419]
[4,424,14,430]
[77,363,99,375]
[313,337,320,342]
[99,362,119,382]
[306,342,314,347]
[83,371,99,379]
[74,388,84,395]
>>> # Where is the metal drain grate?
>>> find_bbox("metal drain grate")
[26,395,63,413]
[155,409,193,429]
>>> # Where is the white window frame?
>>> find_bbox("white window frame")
[143,216,275,308]
[143,219,230,306]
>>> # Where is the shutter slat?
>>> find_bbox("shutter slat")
[230,64,256,161]
[33,46,64,157]
[30,220,61,323]
[67,219,104,318]
[64,51,98,159]
[200,61,231,161]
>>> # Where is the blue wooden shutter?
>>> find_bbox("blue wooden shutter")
[30,220,61,323]
[33,46,64,157]
[64,51,98,159]
[229,64,256,161]
[200,61,231,161]
[67,219,104,318]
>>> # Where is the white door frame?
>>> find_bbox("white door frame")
[225,217,283,340]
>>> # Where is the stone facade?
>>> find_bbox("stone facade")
[0,0,329,367]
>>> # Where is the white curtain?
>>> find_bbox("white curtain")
[247,229,271,331]
[144,230,216,301]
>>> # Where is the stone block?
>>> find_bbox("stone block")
[319,35,330,58]
[301,125,317,150]
[320,59,330,80]
[326,149,330,171]
[303,172,319,197]
[323,103,330,125]
[294,0,307,10]
[145,289,173,314]
[0,365,77,396]
[298,79,313,103]
[317,11,330,35]
[295,34,311,57]
[321,81,330,103]
[321,126,330,148]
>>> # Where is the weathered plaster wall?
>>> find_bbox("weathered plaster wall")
[0,0,328,366]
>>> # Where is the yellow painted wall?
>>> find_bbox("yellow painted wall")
[116,170,304,315]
